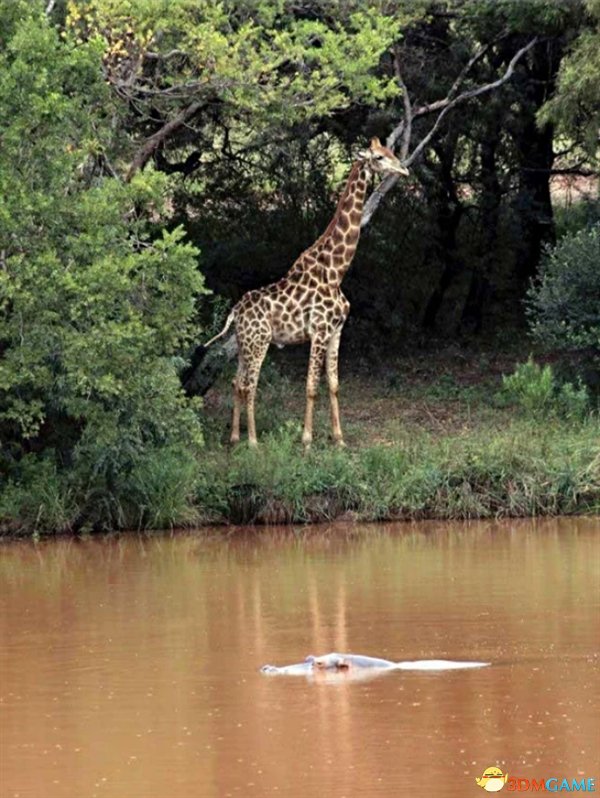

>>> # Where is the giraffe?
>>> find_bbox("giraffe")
[204,137,409,448]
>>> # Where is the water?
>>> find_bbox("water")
[1,517,598,798]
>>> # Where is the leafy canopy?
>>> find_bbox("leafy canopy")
[538,0,600,157]
[0,4,206,492]
[65,0,412,155]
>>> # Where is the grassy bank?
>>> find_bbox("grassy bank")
[194,420,599,524]
[1,348,599,535]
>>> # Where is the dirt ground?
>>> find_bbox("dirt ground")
[201,343,525,447]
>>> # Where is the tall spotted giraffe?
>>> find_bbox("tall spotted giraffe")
[205,137,409,448]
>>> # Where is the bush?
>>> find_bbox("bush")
[0,8,208,531]
[527,226,600,370]
[502,358,590,421]
[194,419,600,524]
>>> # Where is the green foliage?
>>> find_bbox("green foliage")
[68,0,410,131]
[0,457,78,534]
[538,0,600,157]
[526,226,600,356]
[194,419,600,524]
[0,6,208,527]
[502,358,590,420]
[554,198,600,239]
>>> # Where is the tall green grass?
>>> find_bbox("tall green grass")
[2,418,598,534]
[195,419,599,524]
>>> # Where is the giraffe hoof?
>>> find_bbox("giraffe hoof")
[334,439,346,449]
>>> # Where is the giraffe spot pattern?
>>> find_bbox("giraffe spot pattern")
[224,156,391,444]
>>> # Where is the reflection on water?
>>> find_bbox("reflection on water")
[1,517,599,798]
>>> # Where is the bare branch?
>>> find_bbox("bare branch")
[361,37,538,228]
[45,0,56,15]
[143,49,187,61]
[387,47,412,161]
[125,101,205,182]
[407,37,538,167]
[530,166,597,176]
[414,41,493,119]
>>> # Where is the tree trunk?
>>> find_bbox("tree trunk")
[421,138,464,331]
[511,42,562,283]
[461,119,502,332]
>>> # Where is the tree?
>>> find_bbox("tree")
[538,0,600,161]
[65,0,412,180]
[0,4,207,528]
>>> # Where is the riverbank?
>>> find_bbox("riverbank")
[195,419,598,524]
[1,347,598,535]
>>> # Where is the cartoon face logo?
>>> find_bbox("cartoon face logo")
[475,766,509,792]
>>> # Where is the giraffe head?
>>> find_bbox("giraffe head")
[358,137,409,177]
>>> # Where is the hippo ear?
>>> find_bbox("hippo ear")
[370,136,382,148]
[304,655,315,663]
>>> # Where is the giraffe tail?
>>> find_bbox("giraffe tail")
[203,310,236,348]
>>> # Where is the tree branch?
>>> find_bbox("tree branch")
[407,37,538,168]
[388,46,412,161]
[361,37,538,228]
[125,101,205,182]
[154,146,203,178]
[531,166,597,176]
[413,40,494,120]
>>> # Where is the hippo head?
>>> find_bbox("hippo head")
[309,653,350,671]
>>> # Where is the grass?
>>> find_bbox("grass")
[195,419,599,524]
[2,346,599,534]
[192,346,599,525]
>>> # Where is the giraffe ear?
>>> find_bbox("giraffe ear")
[370,136,382,148]
[357,149,370,160]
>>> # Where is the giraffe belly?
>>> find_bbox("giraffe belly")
[269,304,310,346]
[271,325,309,346]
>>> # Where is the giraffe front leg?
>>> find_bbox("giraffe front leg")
[230,376,242,445]
[302,337,327,449]
[326,328,345,447]
[230,352,247,445]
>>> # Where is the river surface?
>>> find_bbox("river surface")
[1,517,599,798]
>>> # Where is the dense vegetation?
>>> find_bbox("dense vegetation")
[0,1,598,533]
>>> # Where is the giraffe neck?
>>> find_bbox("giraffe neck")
[286,160,371,286]
[319,161,370,284]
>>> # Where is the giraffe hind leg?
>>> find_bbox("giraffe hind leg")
[241,337,270,448]
[230,359,245,445]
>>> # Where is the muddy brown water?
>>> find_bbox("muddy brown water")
[1,518,599,798]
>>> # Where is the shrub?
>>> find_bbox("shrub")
[0,8,208,531]
[502,358,590,421]
[526,225,600,371]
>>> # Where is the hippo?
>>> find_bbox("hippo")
[260,652,489,678]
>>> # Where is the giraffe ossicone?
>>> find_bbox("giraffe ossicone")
[204,137,409,448]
